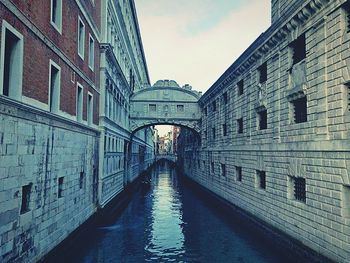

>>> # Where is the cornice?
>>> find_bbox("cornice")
[200,0,333,106]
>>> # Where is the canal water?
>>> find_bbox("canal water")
[64,162,307,263]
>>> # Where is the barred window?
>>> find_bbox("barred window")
[257,170,266,189]
[223,92,228,104]
[21,184,32,214]
[236,166,242,182]
[212,127,216,139]
[58,177,64,198]
[294,177,306,202]
[237,118,243,134]
[291,96,307,123]
[258,109,267,130]
[238,79,244,96]
[258,62,267,83]
[223,123,227,136]
[221,164,226,177]
[290,34,306,65]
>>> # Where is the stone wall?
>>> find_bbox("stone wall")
[0,98,99,262]
[180,0,350,262]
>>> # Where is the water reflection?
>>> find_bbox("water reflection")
[64,161,308,263]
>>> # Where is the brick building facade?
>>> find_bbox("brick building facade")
[179,0,350,262]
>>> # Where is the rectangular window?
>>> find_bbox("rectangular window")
[177,105,184,112]
[256,170,266,189]
[258,109,267,130]
[237,118,243,134]
[294,177,306,202]
[58,177,64,198]
[290,34,306,65]
[204,107,207,116]
[79,171,84,189]
[87,92,93,125]
[50,0,62,33]
[149,104,156,112]
[258,62,267,84]
[78,17,85,59]
[221,164,226,177]
[88,35,95,70]
[344,1,350,32]
[76,83,83,122]
[49,60,61,113]
[211,162,214,174]
[20,184,32,214]
[347,84,350,112]
[212,127,216,139]
[292,96,307,123]
[0,21,24,100]
[236,166,242,182]
[212,100,217,112]
[223,92,228,104]
[223,123,227,136]
[238,79,244,96]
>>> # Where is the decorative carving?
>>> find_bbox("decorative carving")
[287,60,308,101]
[255,82,267,110]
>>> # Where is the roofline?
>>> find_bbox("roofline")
[130,0,151,85]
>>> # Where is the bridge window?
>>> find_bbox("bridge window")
[256,170,266,190]
[258,62,267,84]
[177,105,184,112]
[20,183,32,214]
[149,104,156,112]
[257,109,267,130]
[238,79,244,96]
[290,34,306,65]
[291,96,307,123]
[223,123,227,136]
[236,166,242,182]
[237,118,243,134]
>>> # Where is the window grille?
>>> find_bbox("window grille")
[294,177,306,202]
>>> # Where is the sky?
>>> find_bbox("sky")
[134,0,271,136]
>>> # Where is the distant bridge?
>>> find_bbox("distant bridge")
[155,154,177,163]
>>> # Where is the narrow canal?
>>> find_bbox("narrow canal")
[63,162,308,263]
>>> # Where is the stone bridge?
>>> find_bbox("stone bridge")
[155,154,177,163]
[130,80,202,134]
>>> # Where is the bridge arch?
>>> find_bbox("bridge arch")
[130,80,202,134]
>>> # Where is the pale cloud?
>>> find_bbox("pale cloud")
[135,0,271,93]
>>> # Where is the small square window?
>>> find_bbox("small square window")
[177,105,184,112]
[258,109,267,130]
[149,104,156,112]
[58,177,64,198]
[291,96,307,123]
[238,80,244,96]
[237,118,243,134]
[256,170,266,189]
[236,166,242,182]
[20,184,32,214]
[258,62,267,84]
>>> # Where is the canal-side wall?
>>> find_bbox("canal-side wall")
[0,98,100,262]
[178,1,350,262]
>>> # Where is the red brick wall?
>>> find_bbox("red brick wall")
[0,1,101,125]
